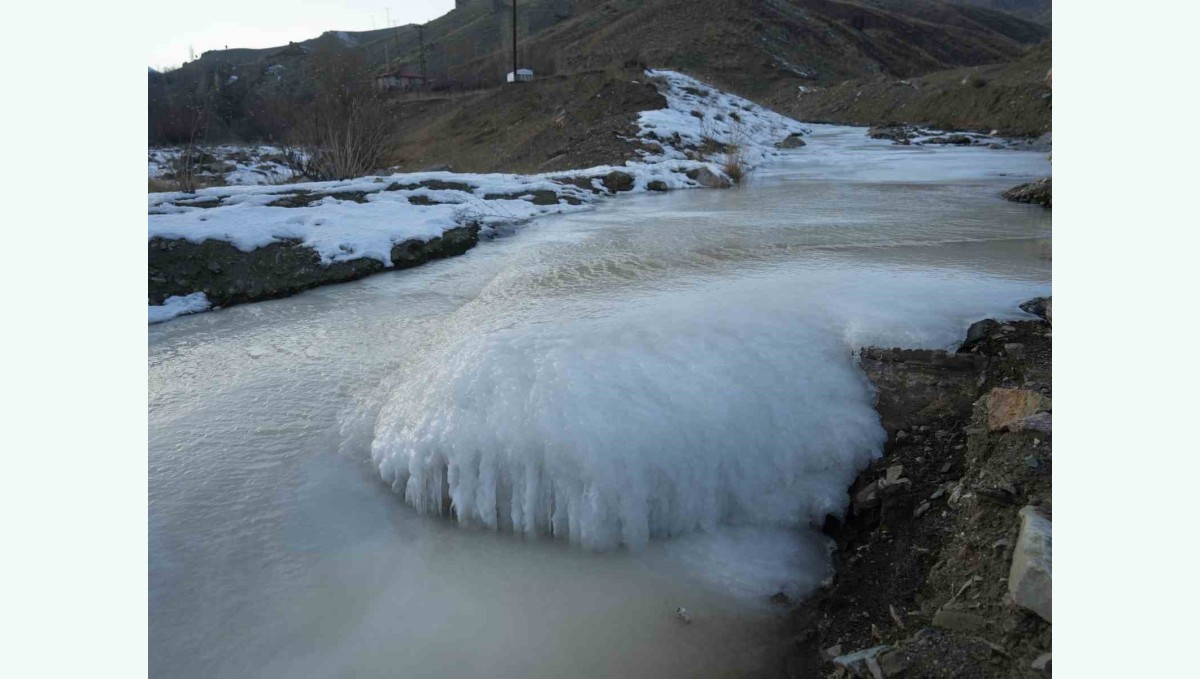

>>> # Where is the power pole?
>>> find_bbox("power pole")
[418,25,428,82]
[512,0,517,81]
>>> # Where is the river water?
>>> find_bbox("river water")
[148,125,1051,678]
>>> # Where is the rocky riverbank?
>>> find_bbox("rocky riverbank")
[147,70,805,322]
[1003,179,1052,209]
[781,297,1053,678]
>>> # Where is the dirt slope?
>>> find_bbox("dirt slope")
[382,70,666,174]
[785,43,1051,136]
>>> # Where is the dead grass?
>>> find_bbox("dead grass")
[722,152,747,185]
[148,178,178,193]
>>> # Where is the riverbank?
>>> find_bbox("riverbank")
[782,298,1053,678]
[147,70,809,323]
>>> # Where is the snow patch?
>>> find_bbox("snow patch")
[148,292,211,324]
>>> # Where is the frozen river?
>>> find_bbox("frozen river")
[149,125,1051,678]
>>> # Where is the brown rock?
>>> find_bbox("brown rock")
[984,388,1051,432]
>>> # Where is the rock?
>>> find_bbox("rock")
[959,319,999,352]
[601,170,635,193]
[1032,652,1052,672]
[858,347,989,435]
[1003,177,1051,208]
[867,125,916,143]
[832,645,890,678]
[646,180,669,192]
[148,224,480,308]
[913,501,930,518]
[822,644,844,661]
[676,606,692,624]
[885,465,904,483]
[1019,296,1051,320]
[853,479,883,514]
[685,166,733,189]
[984,388,1052,432]
[1005,411,1052,436]
[775,133,807,149]
[932,608,989,632]
[877,649,909,676]
[1003,343,1025,358]
[1008,506,1052,623]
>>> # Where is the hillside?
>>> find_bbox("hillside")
[785,42,1052,137]
[946,0,1051,25]
[149,0,1051,163]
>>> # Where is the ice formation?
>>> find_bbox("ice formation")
[369,283,886,550]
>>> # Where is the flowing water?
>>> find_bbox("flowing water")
[148,126,1051,678]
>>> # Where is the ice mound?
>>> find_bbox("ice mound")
[370,289,885,550]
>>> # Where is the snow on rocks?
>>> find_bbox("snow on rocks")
[148,145,302,187]
[148,292,211,324]
[147,70,813,322]
[638,69,810,168]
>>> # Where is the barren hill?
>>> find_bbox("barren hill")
[150,0,1051,167]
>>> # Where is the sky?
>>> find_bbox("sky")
[147,1,456,70]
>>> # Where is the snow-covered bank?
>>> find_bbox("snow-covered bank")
[148,145,300,187]
[147,70,813,323]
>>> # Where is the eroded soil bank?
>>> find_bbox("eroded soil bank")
[782,298,1053,678]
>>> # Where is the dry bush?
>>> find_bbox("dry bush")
[721,119,750,185]
[148,177,177,193]
[290,46,394,181]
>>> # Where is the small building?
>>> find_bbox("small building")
[506,68,534,83]
[376,69,428,92]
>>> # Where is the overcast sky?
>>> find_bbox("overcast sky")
[148,1,456,70]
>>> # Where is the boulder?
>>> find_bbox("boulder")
[1019,296,1051,321]
[601,170,635,193]
[775,133,807,149]
[646,180,669,192]
[1009,506,1052,623]
[858,347,989,435]
[1003,178,1052,208]
[685,166,733,189]
[960,318,1000,352]
[867,125,916,143]
[984,388,1051,432]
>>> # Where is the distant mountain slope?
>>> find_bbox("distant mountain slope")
[441,0,1050,97]
[150,0,1050,145]
[947,0,1051,26]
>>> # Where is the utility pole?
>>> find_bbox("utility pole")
[418,25,428,82]
[512,0,517,82]
[384,8,392,67]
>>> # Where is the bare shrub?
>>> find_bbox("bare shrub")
[291,46,394,181]
[721,119,750,185]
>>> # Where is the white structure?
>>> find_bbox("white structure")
[506,68,534,83]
